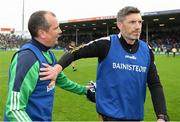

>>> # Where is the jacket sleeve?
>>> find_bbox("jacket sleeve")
[56,72,87,95]
[5,50,39,122]
[147,48,168,117]
[58,37,111,69]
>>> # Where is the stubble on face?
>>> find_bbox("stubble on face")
[120,14,142,43]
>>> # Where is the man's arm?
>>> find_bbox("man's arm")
[40,37,111,81]
[5,50,39,121]
[56,72,87,95]
[147,49,169,121]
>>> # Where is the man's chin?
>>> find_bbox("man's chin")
[132,35,140,40]
[55,40,58,45]
[130,37,139,41]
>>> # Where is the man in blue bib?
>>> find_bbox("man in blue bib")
[40,6,169,121]
[4,10,88,121]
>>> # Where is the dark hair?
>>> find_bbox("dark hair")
[28,10,56,37]
[117,6,140,22]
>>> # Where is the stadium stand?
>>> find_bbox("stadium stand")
[58,9,180,54]
[0,33,27,50]
[1,9,180,54]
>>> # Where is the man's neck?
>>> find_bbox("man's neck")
[118,33,136,45]
[32,37,50,52]
[34,37,47,46]
[123,37,136,45]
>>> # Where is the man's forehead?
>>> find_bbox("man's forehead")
[124,13,142,20]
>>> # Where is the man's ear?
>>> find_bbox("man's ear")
[116,22,122,30]
[38,29,46,39]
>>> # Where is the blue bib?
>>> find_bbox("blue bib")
[21,43,56,121]
[96,34,150,120]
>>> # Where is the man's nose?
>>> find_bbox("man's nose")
[58,28,62,34]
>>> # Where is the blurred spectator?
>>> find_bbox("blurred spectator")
[0,33,27,50]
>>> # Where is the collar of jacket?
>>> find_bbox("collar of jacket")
[31,38,51,52]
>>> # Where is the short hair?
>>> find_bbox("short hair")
[117,6,141,22]
[28,10,56,37]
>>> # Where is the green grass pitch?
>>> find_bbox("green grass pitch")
[0,50,180,121]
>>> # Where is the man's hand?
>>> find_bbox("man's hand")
[157,119,165,122]
[86,81,96,103]
[48,80,56,89]
[39,63,63,81]
[157,114,169,122]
